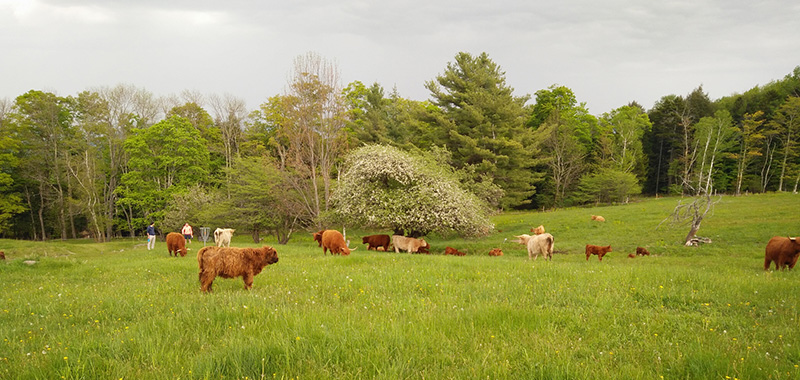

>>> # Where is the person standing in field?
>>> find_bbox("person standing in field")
[182,223,193,244]
[147,222,156,250]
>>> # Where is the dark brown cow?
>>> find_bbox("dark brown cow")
[585,244,612,261]
[636,247,651,256]
[362,234,391,251]
[764,236,800,270]
[197,246,279,292]
[166,232,188,257]
[0,251,5,260]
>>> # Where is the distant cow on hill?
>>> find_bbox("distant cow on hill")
[530,225,545,235]
[166,232,188,257]
[764,236,800,270]
[362,234,391,251]
[585,244,612,261]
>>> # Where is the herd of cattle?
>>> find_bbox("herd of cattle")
[147,214,800,292]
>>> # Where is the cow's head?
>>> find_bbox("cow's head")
[256,246,279,265]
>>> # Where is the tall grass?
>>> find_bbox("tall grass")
[1,193,799,379]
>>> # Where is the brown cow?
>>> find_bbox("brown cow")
[166,232,188,257]
[591,215,606,222]
[392,235,428,253]
[417,242,431,254]
[764,236,800,270]
[362,234,391,251]
[444,246,466,256]
[0,251,5,260]
[628,254,636,258]
[322,230,355,256]
[312,230,325,247]
[586,244,612,261]
[488,248,503,256]
[530,225,545,235]
[636,247,651,256]
[197,246,279,292]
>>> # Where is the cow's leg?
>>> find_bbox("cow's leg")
[199,271,215,292]
[243,273,254,290]
[764,257,773,270]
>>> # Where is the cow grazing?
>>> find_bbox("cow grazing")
[530,225,546,235]
[312,230,325,247]
[764,236,800,270]
[362,234,391,251]
[591,215,606,222]
[636,247,651,256]
[166,232,188,257]
[321,230,355,256]
[586,244,612,261]
[214,228,236,247]
[489,248,503,256]
[527,233,554,260]
[444,246,466,256]
[197,246,278,292]
[392,235,428,253]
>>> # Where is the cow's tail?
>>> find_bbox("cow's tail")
[546,235,554,256]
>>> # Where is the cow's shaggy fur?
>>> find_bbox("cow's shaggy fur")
[197,246,278,292]
[526,233,554,260]
[214,228,235,247]
[166,232,188,257]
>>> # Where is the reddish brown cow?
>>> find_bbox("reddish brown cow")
[628,254,636,258]
[0,251,5,260]
[444,246,466,256]
[322,230,355,256]
[636,247,651,256]
[488,248,503,256]
[417,242,431,254]
[585,244,612,261]
[764,236,800,270]
[312,230,325,247]
[362,234,391,251]
[166,232,188,257]
[530,225,545,235]
[197,246,278,292]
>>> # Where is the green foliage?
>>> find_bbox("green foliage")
[330,144,493,237]
[576,168,642,204]
[426,52,539,209]
[0,128,25,233]
[118,115,209,229]
[598,105,651,176]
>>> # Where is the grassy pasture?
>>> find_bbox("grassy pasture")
[1,193,799,379]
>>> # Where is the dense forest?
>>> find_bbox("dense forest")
[0,52,798,241]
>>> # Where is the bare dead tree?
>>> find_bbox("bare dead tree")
[658,189,722,246]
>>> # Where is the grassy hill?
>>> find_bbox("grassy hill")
[1,193,798,379]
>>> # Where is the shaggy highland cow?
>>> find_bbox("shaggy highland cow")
[197,246,279,292]
[166,232,188,257]
[214,228,235,247]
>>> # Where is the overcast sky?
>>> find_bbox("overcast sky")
[1,0,798,115]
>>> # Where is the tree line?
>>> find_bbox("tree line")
[0,52,798,241]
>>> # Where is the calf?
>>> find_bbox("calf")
[591,215,606,222]
[444,246,466,256]
[764,236,800,270]
[488,248,503,256]
[585,244,612,261]
[530,225,545,235]
[636,247,651,256]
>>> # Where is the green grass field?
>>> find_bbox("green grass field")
[1,193,799,379]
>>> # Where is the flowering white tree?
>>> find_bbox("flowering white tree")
[330,145,493,237]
